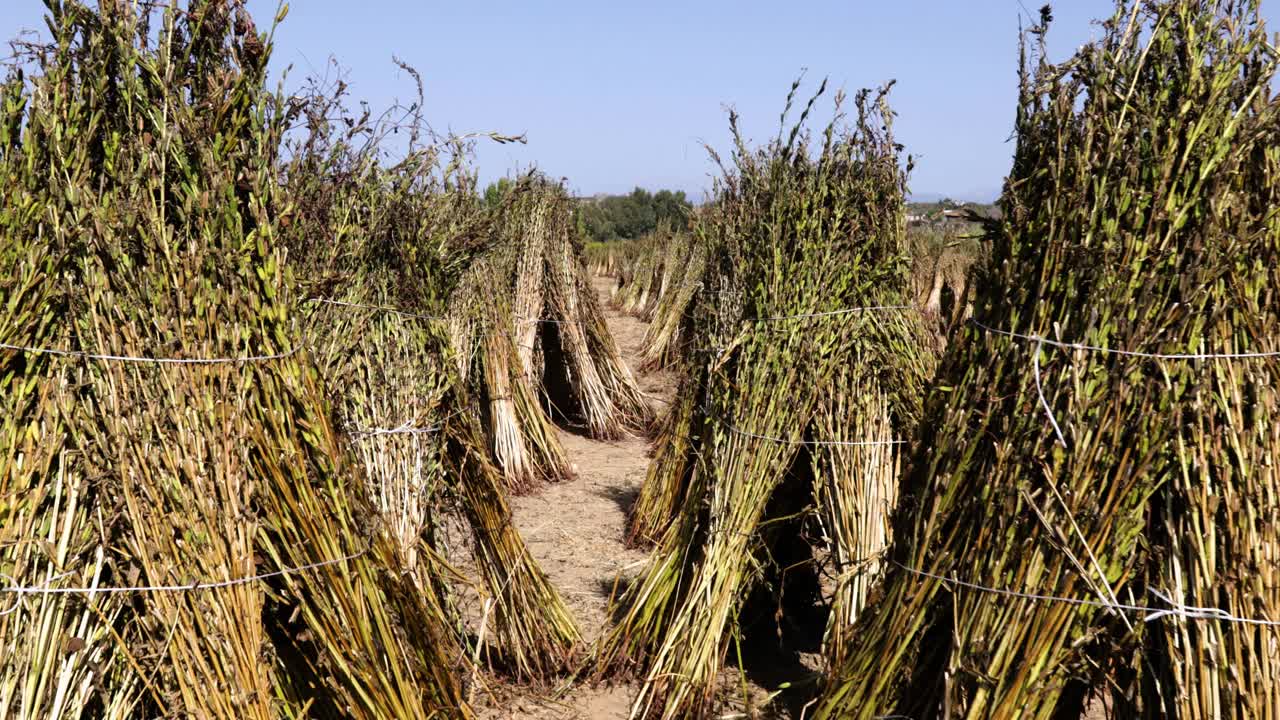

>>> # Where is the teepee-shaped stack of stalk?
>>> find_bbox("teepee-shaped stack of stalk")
[814,3,1280,717]
[634,229,705,372]
[587,210,717,376]
[611,236,661,317]
[612,225,684,322]
[586,240,623,278]
[450,247,576,494]
[465,177,653,441]
[282,85,580,680]
[597,83,938,719]
[0,2,467,717]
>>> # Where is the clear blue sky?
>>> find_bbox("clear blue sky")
[4,2,1278,201]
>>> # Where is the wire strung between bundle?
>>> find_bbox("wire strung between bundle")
[0,341,299,365]
[761,305,913,321]
[894,561,1280,628]
[310,296,570,335]
[715,415,906,447]
[971,318,1280,448]
[0,548,369,616]
[306,296,449,322]
[347,409,469,438]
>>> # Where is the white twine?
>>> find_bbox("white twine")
[0,341,298,365]
[720,418,905,448]
[762,305,913,322]
[1031,336,1067,447]
[896,561,1280,627]
[973,319,1280,361]
[306,297,447,322]
[0,571,74,617]
[0,549,366,616]
[516,316,580,326]
[349,421,445,438]
[347,409,467,438]
[972,318,1280,448]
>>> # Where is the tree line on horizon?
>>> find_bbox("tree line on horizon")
[485,180,693,243]
[575,187,691,243]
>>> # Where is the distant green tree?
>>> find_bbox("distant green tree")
[482,177,515,209]
[574,186,691,242]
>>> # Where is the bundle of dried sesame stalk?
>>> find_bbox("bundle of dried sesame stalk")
[282,82,581,684]
[0,2,465,717]
[476,178,654,441]
[814,3,1280,717]
[597,82,936,720]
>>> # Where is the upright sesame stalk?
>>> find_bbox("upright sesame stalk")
[0,13,139,715]
[598,82,934,719]
[502,180,654,439]
[451,251,575,493]
[283,80,581,685]
[814,3,1280,717]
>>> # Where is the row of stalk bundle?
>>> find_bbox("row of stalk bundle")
[817,2,1280,717]
[590,81,941,719]
[0,2,651,717]
[592,1,1280,718]
[601,203,975,378]
[605,225,707,372]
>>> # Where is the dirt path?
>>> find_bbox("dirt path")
[475,277,674,719]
